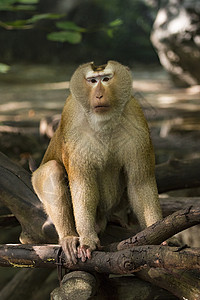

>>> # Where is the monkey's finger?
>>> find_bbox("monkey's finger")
[62,241,77,265]
[86,248,92,259]
[162,241,168,246]
[69,247,78,265]
[71,237,79,258]
[69,238,79,264]
[62,244,74,265]
[78,246,87,262]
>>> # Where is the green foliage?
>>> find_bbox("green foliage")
[0,13,65,30]
[47,19,122,43]
[0,0,122,44]
[47,21,86,43]
[109,18,123,27]
[106,18,123,38]
[0,0,39,11]
[56,21,86,32]
[47,31,82,44]
[0,63,10,73]
[28,13,63,23]
[0,0,157,63]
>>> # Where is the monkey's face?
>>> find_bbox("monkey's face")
[70,61,132,116]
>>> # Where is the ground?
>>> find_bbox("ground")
[0,63,199,167]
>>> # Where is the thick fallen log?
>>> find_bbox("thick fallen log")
[156,158,200,193]
[51,271,178,300]
[160,196,200,217]
[0,244,200,272]
[138,268,200,300]
[0,151,57,244]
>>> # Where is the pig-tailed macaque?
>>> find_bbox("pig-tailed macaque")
[32,61,162,264]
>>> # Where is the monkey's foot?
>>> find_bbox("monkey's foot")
[60,236,79,266]
[78,236,100,262]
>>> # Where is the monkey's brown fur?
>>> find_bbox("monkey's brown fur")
[32,61,162,264]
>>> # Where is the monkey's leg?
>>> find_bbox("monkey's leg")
[32,160,78,264]
[67,174,100,262]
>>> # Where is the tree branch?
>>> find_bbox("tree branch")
[0,244,200,273]
[0,151,57,243]
[103,205,200,252]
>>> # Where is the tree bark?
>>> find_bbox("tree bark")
[1,243,200,299]
[0,244,200,273]
[138,268,200,300]
[1,152,200,299]
[0,151,57,244]
[51,271,178,300]
[117,205,200,251]
[156,158,200,193]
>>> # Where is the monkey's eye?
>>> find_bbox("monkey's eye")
[91,78,97,84]
[102,77,110,82]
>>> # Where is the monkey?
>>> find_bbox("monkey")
[32,61,163,265]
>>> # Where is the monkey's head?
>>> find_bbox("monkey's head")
[70,61,132,119]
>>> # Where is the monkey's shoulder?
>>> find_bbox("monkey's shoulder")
[120,98,150,138]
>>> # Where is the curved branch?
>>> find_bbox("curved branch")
[103,205,200,252]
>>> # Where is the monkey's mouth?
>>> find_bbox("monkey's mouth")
[94,105,110,113]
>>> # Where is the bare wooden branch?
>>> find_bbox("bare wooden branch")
[156,158,200,193]
[0,244,200,273]
[0,151,57,243]
[103,205,200,252]
[160,196,200,217]
[138,269,200,300]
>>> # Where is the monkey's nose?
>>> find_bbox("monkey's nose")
[96,95,103,100]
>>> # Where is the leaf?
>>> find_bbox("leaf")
[17,0,38,3]
[0,0,17,4]
[107,29,114,38]
[47,31,82,44]
[12,5,36,10]
[28,13,64,23]
[3,20,27,27]
[109,18,123,27]
[56,21,86,32]
[0,0,38,10]
[0,63,10,73]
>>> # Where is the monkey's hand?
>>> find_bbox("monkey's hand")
[78,235,100,262]
[60,236,79,266]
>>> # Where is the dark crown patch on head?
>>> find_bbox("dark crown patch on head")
[91,63,107,72]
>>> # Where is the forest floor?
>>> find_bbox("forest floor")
[0,63,200,167]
